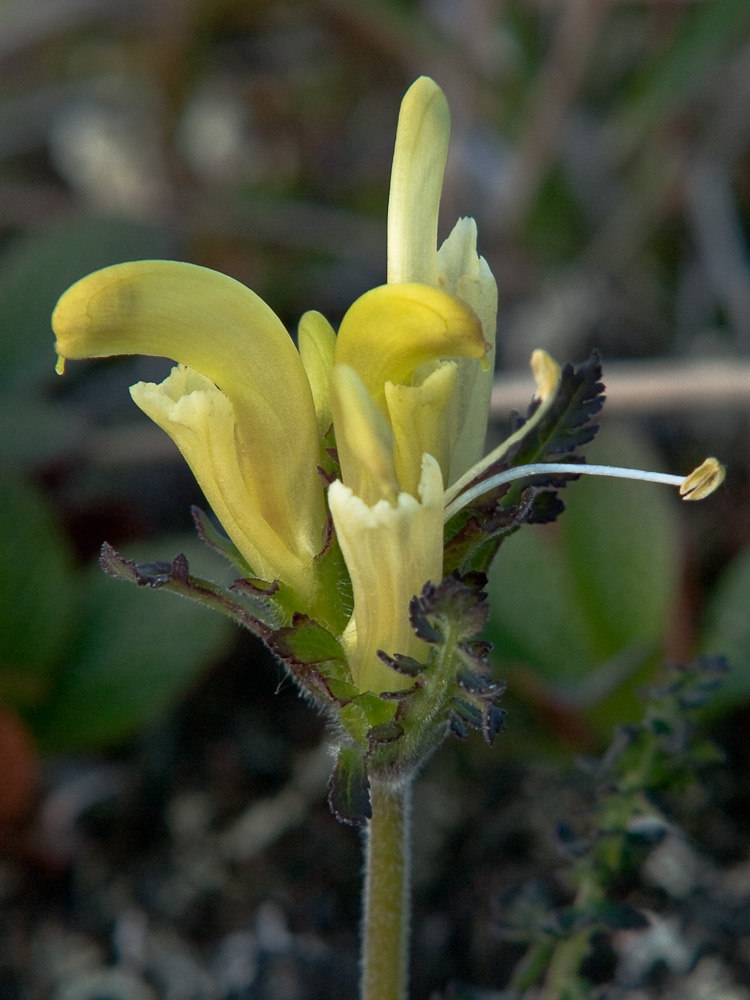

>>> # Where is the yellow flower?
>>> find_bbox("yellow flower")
[52,77,497,694]
[52,76,724,704]
[386,77,498,487]
[318,78,499,694]
[329,455,445,695]
[53,260,329,609]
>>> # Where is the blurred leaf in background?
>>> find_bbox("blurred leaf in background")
[0,215,166,466]
[0,473,75,704]
[701,547,750,711]
[487,425,684,741]
[30,538,235,752]
[0,467,234,755]
[0,214,235,775]
[0,216,166,389]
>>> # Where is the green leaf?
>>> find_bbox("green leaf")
[339,692,395,736]
[700,546,750,709]
[271,614,348,667]
[447,353,604,574]
[375,651,425,678]
[409,572,489,644]
[561,427,679,657]
[487,525,599,682]
[367,720,404,745]
[0,474,76,686]
[445,488,566,577]
[267,615,357,710]
[33,547,233,751]
[503,351,604,472]
[327,744,371,827]
[99,542,278,635]
[379,573,504,757]
[487,427,680,721]
[0,215,164,392]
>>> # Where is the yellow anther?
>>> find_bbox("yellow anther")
[680,457,726,500]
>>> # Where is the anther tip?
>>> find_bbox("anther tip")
[680,457,725,500]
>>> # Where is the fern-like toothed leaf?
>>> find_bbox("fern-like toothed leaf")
[376,650,426,677]
[485,703,507,744]
[409,571,490,644]
[503,350,604,468]
[444,353,605,575]
[99,543,278,637]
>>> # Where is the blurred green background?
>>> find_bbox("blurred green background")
[2,1,750,997]
[0,0,748,809]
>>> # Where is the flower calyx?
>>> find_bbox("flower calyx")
[326,571,503,826]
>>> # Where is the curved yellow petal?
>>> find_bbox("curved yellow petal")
[131,366,314,595]
[52,260,325,569]
[298,309,336,436]
[385,361,457,495]
[334,282,487,414]
[330,365,399,506]
[387,76,450,285]
[328,454,444,694]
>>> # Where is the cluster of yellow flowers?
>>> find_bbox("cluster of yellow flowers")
[53,78,501,697]
[52,78,723,708]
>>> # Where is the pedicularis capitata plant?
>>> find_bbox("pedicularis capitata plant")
[52,78,724,1000]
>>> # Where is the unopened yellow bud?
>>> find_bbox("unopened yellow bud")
[530,349,561,402]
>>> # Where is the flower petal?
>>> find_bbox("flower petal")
[436,217,499,483]
[131,366,316,595]
[385,361,457,495]
[334,282,487,415]
[328,454,444,694]
[298,309,336,436]
[53,260,326,570]
[387,76,450,285]
[329,364,399,506]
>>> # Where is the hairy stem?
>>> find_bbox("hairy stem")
[361,779,412,1000]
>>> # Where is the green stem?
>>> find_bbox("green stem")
[541,875,600,998]
[361,778,412,1000]
[508,939,555,995]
